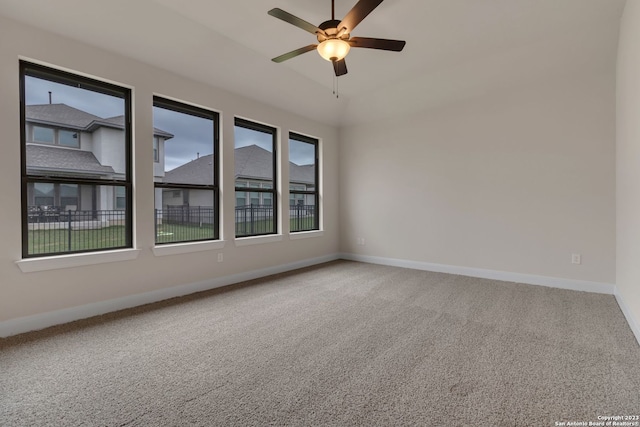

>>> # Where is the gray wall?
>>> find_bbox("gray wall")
[340,69,616,284]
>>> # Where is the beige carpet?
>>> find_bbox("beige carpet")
[1,260,639,426]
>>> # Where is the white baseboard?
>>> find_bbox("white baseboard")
[614,288,640,346]
[5,253,637,347]
[340,253,640,346]
[339,253,616,294]
[0,253,340,338]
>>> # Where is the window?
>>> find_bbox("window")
[30,126,80,148]
[33,126,54,144]
[59,184,79,209]
[153,97,219,245]
[153,137,159,162]
[59,130,79,148]
[289,133,319,232]
[33,182,54,206]
[115,186,126,210]
[234,118,277,237]
[21,61,132,258]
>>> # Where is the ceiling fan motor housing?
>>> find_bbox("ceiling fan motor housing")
[317,20,349,42]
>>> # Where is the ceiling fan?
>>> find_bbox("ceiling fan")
[268,0,406,77]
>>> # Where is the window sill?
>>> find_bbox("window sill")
[290,230,324,240]
[234,234,283,247]
[16,249,141,273]
[152,240,226,256]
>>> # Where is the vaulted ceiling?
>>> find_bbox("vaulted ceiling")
[0,0,627,127]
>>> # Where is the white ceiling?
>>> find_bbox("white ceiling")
[0,0,627,127]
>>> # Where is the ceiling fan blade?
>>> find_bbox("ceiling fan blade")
[272,44,318,63]
[348,37,406,51]
[268,8,323,36]
[338,0,384,34]
[333,59,348,76]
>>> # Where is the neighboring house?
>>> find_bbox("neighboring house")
[25,104,314,219]
[162,144,315,210]
[25,103,173,214]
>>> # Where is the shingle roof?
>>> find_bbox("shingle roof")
[164,154,215,185]
[164,145,314,185]
[290,164,315,185]
[26,104,173,138]
[26,144,115,175]
[234,145,274,181]
[26,104,103,129]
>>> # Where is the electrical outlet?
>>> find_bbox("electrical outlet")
[356,237,366,246]
[361,238,365,246]
[217,253,223,262]
[571,253,581,265]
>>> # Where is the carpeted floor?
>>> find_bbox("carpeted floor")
[1,260,639,426]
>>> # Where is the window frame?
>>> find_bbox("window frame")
[20,61,133,258]
[153,96,220,245]
[234,118,278,238]
[289,132,320,232]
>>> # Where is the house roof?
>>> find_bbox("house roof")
[26,104,173,138]
[164,154,215,186]
[235,145,314,184]
[234,145,274,182]
[164,144,314,185]
[27,104,103,129]
[26,144,115,175]
[291,164,315,186]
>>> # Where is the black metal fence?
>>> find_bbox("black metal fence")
[235,204,274,236]
[27,208,126,256]
[290,204,317,232]
[155,206,215,243]
[234,204,316,235]
[27,204,316,254]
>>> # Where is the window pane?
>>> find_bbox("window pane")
[234,124,274,187]
[33,126,54,144]
[235,191,275,237]
[153,98,218,244]
[27,184,129,257]
[289,138,316,188]
[153,105,214,185]
[155,189,215,244]
[234,119,277,237]
[289,134,319,232]
[25,76,126,180]
[59,130,79,148]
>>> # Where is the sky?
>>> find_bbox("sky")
[26,76,316,171]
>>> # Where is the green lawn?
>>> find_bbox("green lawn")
[28,226,127,255]
[155,223,215,244]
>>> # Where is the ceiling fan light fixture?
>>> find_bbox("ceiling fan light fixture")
[317,39,351,62]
